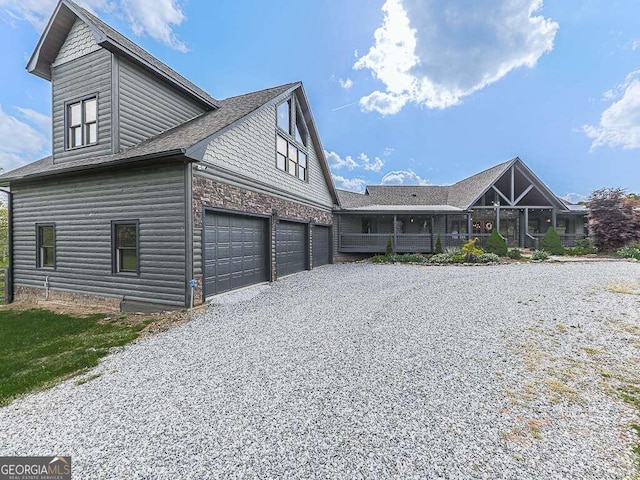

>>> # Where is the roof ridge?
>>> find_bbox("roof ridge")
[221,82,299,102]
[451,158,515,186]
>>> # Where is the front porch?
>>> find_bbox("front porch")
[337,210,587,254]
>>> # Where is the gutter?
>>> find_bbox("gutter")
[0,188,12,303]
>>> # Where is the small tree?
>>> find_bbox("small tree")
[461,238,483,263]
[540,226,564,255]
[586,188,639,251]
[485,229,508,256]
[434,234,443,254]
[386,236,394,256]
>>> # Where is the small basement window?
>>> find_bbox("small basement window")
[36,224,55,268]
[112,221,139,274]
[67,96,97,148]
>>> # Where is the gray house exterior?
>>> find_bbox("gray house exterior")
[0,0,337,311]
[335,158,588,256]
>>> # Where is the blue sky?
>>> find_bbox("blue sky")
[0,0,638,201]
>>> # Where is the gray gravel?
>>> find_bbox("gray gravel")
[1,261,640,479]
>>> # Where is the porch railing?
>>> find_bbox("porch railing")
[531,234,587,248]
[339,233,432,253]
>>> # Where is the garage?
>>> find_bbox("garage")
[276,221,308,277]
[312,225,331,267]
[204,211,269,297]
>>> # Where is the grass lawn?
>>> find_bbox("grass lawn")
[0,309,150,406]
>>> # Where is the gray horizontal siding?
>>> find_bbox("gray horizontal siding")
[202,101,334,209]
[118,58,205,149]
[12,164,187,306]
[193,228,202,276]
[52,48,112,163]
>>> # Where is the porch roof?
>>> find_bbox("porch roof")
[340,205,464,213]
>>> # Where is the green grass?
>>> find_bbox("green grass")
[0,309,149,406]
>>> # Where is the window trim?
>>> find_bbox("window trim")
[36,223,56,270]
[64,93,99,150]
[111,220,140,276]
[275,96,310,182]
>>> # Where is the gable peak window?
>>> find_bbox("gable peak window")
[276,97,309,181]
[67,96,97,148]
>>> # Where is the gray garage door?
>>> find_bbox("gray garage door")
[204,212,269,297]
[312,225,331,267]
[276,221,307,277]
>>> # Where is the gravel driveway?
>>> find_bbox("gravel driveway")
[1,261,640,479]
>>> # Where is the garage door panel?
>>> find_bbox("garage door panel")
[276,221,307,277]
[312,225,331,267]
[204,212,269,297]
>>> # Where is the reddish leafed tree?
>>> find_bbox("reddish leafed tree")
[586,188,640,251]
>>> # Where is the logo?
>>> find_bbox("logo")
[0,456,71,480]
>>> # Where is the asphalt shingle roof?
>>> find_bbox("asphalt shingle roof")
[0,83,297,182]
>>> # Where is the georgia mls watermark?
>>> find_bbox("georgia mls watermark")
[0,456,71,480]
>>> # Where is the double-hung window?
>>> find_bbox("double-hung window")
[36,224,55,268]
[112,221,139,274]
[276,98,308,181]
[67,96,97,148]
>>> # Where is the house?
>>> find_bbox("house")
[0,0,337,311]
[335,158,588,256]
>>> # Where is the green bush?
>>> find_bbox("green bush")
[461,238,484,263]
[575,237,595,250]
[531,249,549,261]
[540,226,565,255]
[479,253,500,263]
[370,255,391,263]
[507,248,522,259]
[434,234,443,254]
[617,247,640,260]
[394,254,427,263]
[429,253,464,264]
[565,246,597,256]
[386,236,394,256]
[486,230,508,256]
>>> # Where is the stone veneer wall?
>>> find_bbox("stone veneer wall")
[192,174,333,304]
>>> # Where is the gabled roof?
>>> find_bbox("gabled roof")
[27,0,217,109]
[338,157,570,212]
[0,83,296,182]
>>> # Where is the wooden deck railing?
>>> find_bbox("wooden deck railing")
[531,234,587,248]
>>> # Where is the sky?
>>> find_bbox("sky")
[0,0,638,202]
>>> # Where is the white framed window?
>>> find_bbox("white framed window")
[66,96,97,148]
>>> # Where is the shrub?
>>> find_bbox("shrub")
[451,254,466,263]
[429,253,453,263]
[434,234,443,254]
[461,238,484,263]
[565,246,596,256]
[540,227,565,255]
[486,229,508,256]
[370,255,391,263]
[617,247,640,260]
[531,249,549,261]
[575,237,595,250]
[479,253,500,263]
[508,248,522,259]
[385,236,394,256]
[394,254,427,263]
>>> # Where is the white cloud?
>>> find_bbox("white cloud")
[0,0,188,52]
[383,147,394,157]
[354,0,558,114]
[326,150,359,170]
[338,78,354,90]
[332,174,367,193]
[631,39,640,51]
[583,70,640,151]
[15,107,51,137]
[561,193,587,204]
[381,169,430,185]
[0,104,50,171]
[358,153,384,172]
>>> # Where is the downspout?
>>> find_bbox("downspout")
[0,188,13,303]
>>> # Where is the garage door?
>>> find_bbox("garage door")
[312,225,331,267]
[276,221,308,277]
[204,212,269,297]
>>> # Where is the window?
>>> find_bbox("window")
[112,221,139,274]
[275,97,309,181]
[67,96,97,148]
[36,224,55,268]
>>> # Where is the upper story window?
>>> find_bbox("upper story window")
[67,96,97,149]
[276,97,309,181]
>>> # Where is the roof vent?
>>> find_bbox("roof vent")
[411,193,417,197]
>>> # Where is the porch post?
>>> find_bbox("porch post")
[337,215,341,250]
[524,208,529,244]
[430,216,435,253]
[495,206,500,234]
[393,214,397,253]
[467,213,472,240]
[551,208,557,229]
